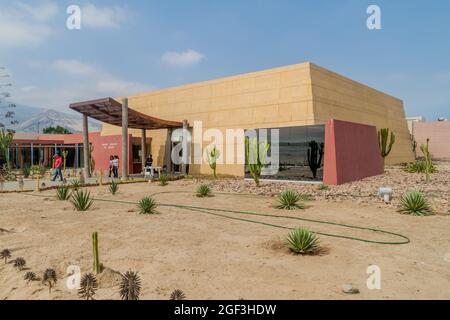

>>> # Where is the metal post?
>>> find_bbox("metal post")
[181,119,189,174]
[141,128,147,174]
[121,98,129,180]
[83,114,90,179]
[15,144,19,167]
[30,143,34,166]
[75,144,79,169]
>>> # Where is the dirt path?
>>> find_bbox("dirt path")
[1,181,449,299]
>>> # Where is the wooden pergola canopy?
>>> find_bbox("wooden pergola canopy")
[69,97,182,130]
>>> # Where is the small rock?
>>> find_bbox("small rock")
[342,284,360,294]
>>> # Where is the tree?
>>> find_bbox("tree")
[0,67,17,165]
[43,125,72,134]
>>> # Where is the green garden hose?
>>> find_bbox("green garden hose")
[22,191,410,245]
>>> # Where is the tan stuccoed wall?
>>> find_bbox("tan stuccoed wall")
[101,62,413,175]
[309,63,414,164]
[102,62,315,175]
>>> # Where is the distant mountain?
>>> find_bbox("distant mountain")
[11,108,102,133]
[0,102,43,125]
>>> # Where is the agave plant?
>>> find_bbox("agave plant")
[119,271,141,300]
[70,179,81,190]
[138,196,157,214]
[109,180,119,195]
[159,174,169,186]
[78,273,98,300]
[170,289,186,300]
[196,184,211,197]
[71,189,93,211]
[56,185,71,200]
[24,271,38,282]
[13,257,26,271]
[0,249,11,264]
[276,190,305,210]
[285,229,321,255]
[42,268,57,293]
[398,191,434,216]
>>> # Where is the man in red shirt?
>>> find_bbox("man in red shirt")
[51,152,64,182]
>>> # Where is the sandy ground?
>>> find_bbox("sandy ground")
[1,180,450,300]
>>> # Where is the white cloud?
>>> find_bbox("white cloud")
[53,59,98,76]
[11,59,153,110]
[21,86,38,92]
[14,1,58,22]
[0,1,58,48]
[81,4,130,29]
[162,49,205,67]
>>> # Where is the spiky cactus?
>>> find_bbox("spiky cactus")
[170,289,186,300]
[420,138,433,183]
[42,268,57,293]
[92,232,101,274]
[62,150,68,172]
[307,141,324,180]
[378,128,396,167]
[13,257,26,271]
[78,273,98,300]
[119,271,142,300]
[245,137,270,187]
[206,145,220,178]
[24,271,38,282]
[0,249,12,264]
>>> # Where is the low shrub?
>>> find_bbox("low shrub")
[285,228,321,255]
[71,189,93,211]
[196,184,212,197]
[56,185,71,200]
[398,191,434,216]
[109,180,119,195]
[401,161,437,174]
[159,174,169,186]
[276,190,305,210]
[138,197,157,214]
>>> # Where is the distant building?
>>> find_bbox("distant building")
[406,116,426,135]
[412,119,450,160]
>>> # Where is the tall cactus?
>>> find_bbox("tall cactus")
[206,145,220,178]
[307,141,324,180]
[420,138,433,183]
[378,128,395,166]
[245,137,270,187]
[62,150,68,172]
[92,232,101,274]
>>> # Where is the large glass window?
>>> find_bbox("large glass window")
[245,124,325,181]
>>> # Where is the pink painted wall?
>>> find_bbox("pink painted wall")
[413,121,450,159]
[15,132,135,174]
[323,119,384,185]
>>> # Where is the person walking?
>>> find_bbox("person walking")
[108,155,114,178]
[113,155,119,178]
[51,152,63,182]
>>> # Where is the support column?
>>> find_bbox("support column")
[82,114,90,179]
[30,143,34,166]
[141,128,147,174]
[164,128,173,173]
[181,120,189,175]
[121,98,129,180]
[75,144,79,169]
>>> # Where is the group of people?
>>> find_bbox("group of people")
[109,155,120,178]
[50,152,151,182]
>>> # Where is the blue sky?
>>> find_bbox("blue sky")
[1,0,449,120]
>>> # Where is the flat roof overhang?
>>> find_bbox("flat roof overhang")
[69,97,182,130]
